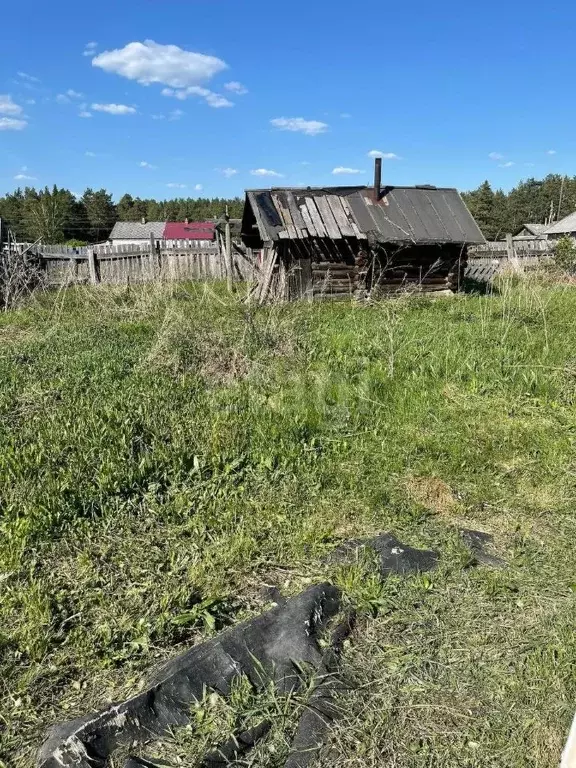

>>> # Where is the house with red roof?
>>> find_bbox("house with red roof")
[108,218,216,248]
[164,221,216,247]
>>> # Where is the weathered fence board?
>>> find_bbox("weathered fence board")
[23,243,258,286]
[466,238,555,283]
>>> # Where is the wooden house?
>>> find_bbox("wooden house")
[514,223,548,239]
[109,220,166,248]
[543,212,576,241]
[109,219,216,248]
[241,159,485,302]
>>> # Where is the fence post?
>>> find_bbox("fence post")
[506,233,522,273]
[151,232,161,277]
[87,249,99,284]
[225,206,233,292]
[69,256,79,282]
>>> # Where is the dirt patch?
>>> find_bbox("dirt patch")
[199,346,249,385]
[404,475,462,518]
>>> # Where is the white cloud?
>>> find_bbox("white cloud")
[499,161,514,168]
[367,150,400,159]
[93,40,227,89]
[162,86,233,108]
[56,91,83,104]
[525,162,535,167]
[14,173,37,180]
[139,161,157,169]
[194,183,203,191]
[332,167,364,175]
[270,117,328,136]
[251,168,283,177]
[340,112,351,118]
[547,149,557,155]
[221,167,238,178]
[224,81,248,95]
[300,161,311,166]
[151,109,183,120]
[167,182,187,189]
[0,117,27,131]
[79,111,92,118]
[25,98,36,105]
[83,42,98,57]
[488,152,504,160]
[85,151,97,157]
[0,95,23,116]
[17,72,40,83]
[91,103,136,115]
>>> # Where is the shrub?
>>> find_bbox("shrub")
[64,239,88,248]
[554,236,576,273]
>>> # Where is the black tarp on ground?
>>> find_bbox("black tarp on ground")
[328,533,439,576]
[37,584,342,768]
[37,534,441,768]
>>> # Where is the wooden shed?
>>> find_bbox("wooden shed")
[241,160,485,302]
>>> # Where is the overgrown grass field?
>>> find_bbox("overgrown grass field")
[1,280,575,767]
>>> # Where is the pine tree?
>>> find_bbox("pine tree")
[24,186,75,244]
[81,188,117,242]
[117,194,135,222]
[492,190,510,239]
[463,181,495,239]
[0,189,27,240]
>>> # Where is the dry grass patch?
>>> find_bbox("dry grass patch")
[404,475,463,519]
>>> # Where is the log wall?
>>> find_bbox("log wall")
[279,239,466,301]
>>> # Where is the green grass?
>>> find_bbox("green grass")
[1,278,576,767]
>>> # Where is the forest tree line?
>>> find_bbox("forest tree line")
[461,174,576,240]
[0,187,244,244]
[1,174,576,244]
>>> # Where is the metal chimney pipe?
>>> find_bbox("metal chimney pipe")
[373,157,382,201]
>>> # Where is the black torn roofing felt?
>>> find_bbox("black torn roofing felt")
[283,610,356,768]
[460,528,506,568]
[327,533,439,576]
[124,759,173,768]
[37,584,341,768]
[199,720,273,767]
[37,535,440,768]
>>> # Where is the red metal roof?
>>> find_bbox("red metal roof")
[163,221,215,240]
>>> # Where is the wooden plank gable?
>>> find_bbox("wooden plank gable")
[304,197,327,237]
[314,196,342,239]
[327,195,355,237]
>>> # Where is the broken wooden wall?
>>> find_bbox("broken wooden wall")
[269,240,467,302]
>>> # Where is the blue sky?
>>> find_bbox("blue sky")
[0,0,573,201]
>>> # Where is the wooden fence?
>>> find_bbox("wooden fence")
[29,242,258,286]
[466,236,555,283]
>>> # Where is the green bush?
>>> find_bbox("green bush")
[554,235,576,272]
[64,239,88,247]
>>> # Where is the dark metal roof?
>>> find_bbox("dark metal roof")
[243,186,485,245]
